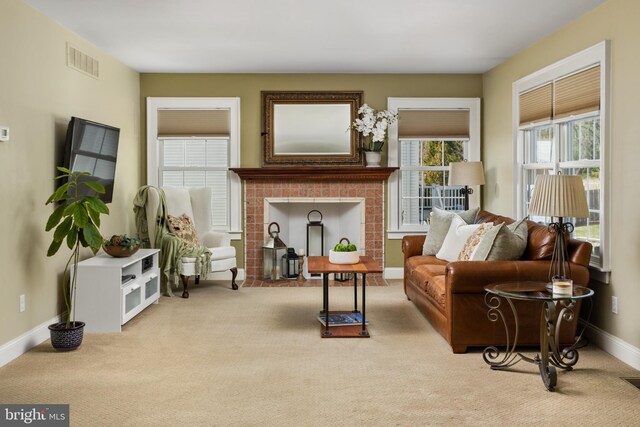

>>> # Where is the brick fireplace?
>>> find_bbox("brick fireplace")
[232,167,397,280]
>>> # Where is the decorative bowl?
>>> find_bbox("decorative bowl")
[329,250,360,265]
[103,244,140,258]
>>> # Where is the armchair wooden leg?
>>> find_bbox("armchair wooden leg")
[180,275,190,298]
[230,267,238,290]
[195,275,200,285]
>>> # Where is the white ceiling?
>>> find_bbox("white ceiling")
[24,0,606,73]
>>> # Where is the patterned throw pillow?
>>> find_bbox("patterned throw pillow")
[458,223,495,261]
[167,214,200,250]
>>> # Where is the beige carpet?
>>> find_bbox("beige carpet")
[0,282,638,426]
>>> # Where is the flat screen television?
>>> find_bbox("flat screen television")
[63,117,120,203]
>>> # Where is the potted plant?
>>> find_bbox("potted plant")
[329,238,360,265]
[350,104,398,167]
[103,234,141,258]
[45,167,109,351]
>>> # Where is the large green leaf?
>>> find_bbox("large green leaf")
[47,183,70,204]
[47,238,63,256]
[45,204,66,231]
[82,222,103,253]
[73,205,89,228]
[84,196,109,214]
[63,201,78,217]
[53,216,73,242]
[78,231,89,248]
[87,207,100,228]
[66,226,78,249]
[83,181,105,194]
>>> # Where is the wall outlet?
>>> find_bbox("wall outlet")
[611,296,618,314]
[19,294,25,312]
[0,126,9,142]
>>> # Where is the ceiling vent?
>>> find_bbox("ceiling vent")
[67,44,99,79]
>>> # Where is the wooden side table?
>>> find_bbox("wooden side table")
[307,256,383,338]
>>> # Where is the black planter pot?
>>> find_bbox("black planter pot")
[48,321,85,351]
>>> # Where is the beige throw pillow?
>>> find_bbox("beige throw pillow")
[436,215,484,262]
[422,207,480,256]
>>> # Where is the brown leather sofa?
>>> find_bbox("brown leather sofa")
[402,210,592,353]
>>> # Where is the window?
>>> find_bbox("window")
[387,98,481,238]
[146,98,242,238]
[159,138,230,229]
[514,42,609,274]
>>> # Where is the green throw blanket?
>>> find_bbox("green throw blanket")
[133,186,212,297]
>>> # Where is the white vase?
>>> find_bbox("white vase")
[364,151,382,167]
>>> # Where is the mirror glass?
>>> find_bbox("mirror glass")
[274,104,351,155]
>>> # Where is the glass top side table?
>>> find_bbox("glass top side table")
[483,281,594,391]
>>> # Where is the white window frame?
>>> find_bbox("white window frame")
[146,97,242,239]
[387,98,481,239]
[512,41,610,278]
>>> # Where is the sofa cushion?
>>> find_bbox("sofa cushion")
[406,255,448,272]
[412,265,446,313]
[436,215,486,262]
[422,207,479,255]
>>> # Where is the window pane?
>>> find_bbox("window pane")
[524,168,551,222]
[184,171,206,187]
[526,126,553,163]
[422,141,443,166]
[400,140,420,167]
[206,139,229,168]
[207,171,228,227]
[568,118,600,161]
[162,171,183,187]
[444,141,465,164]
[185,140,206,167]
[163,140,184,167]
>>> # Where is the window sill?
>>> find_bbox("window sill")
[589,266,610,284]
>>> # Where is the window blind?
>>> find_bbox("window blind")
[160,139,229,228]
[554,65,600,119]
[518,83,553,126]
[398,110,470,139]
[157,110,230,137]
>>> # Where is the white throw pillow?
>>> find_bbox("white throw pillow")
[436,215,484,262]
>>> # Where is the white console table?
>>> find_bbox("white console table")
[73,249,161,332]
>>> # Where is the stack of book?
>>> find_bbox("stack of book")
[317,312,368,327]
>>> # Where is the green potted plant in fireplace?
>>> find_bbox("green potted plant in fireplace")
[45,167,109,351]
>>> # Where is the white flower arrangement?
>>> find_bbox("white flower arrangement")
[350,104,399,152]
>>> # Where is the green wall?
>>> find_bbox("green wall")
[483,0,640,349]
[140,74,483,270]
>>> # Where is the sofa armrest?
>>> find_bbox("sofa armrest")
[446,261,590,294]
[402,235,426,260]
[201,231,231,248]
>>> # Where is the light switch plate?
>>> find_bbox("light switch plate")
[0,126,9,142]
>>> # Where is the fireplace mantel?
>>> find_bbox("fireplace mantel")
[230,167,398,181]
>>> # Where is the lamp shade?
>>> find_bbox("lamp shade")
[528,174,589,218]
[448,161,485,186]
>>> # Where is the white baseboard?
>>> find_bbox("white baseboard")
[384,267,404,280]
[206,268,245,282]
[581,319,640,371]
[0,314,61,368]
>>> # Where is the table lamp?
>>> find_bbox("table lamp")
[528,174,589,286]
[448,161,485,210]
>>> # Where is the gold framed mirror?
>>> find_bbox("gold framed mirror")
[262,91,363,165]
